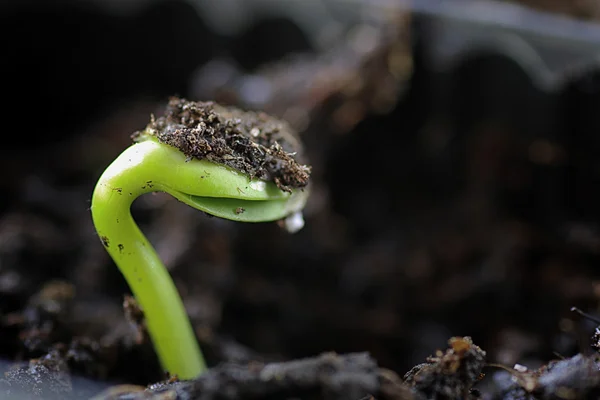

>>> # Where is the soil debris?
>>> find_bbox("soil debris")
[132,97,311,192]
[123,295,146,346]
[5,281,75,355]
[90,384,146,400]
[0,349,72,399]
[403,337,486,400]
[592,325,600,353]
[494,353,600,399]
[64,337,119,381]
[99,352,382,400]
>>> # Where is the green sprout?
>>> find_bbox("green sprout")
[91,98,310,379]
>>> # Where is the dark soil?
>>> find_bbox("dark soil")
[2,1,600,399]
[134,98,310,192]
[403,337,485,400]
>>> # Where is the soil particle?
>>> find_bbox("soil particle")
[90,384,146,400]
[495,353,600,399]
[377,367,424,400]
[403,337,486,400]
[533,355,600,398]
[592,326,600,353]
[5,281,75,355]
[123,295,147,346]
[29,281,76,315]
[0,349,72,399]
[64,338,113,380]
[132,98,311,192]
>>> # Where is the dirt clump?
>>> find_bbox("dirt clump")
[133,97,311,192]
[403,337,486,399]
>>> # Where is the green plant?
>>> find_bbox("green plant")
[91,99,310,379]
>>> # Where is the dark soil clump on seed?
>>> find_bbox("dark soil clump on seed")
[132,97,311,192]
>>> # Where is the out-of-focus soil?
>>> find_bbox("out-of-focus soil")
[1,0,600,398]
[503,0,600,20]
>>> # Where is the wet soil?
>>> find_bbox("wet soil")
[2,1,600,399]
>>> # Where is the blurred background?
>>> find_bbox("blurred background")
[1,0,600,396]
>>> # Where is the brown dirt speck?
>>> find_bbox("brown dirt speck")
[123,295,146,345]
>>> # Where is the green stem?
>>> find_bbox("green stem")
[91,139,308,379]
[91,143,206,379]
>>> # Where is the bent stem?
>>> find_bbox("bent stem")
[91,139,307,379]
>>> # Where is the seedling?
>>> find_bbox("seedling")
[91,98,310,379]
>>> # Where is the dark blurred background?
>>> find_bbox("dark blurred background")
[1,0,600,394]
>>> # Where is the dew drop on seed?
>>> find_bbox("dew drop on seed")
[284,212,305,233]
